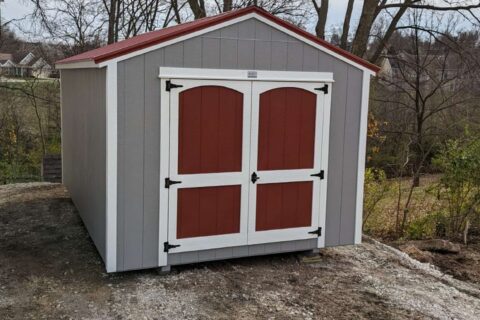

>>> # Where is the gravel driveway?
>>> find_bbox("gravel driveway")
[1,183,480,320]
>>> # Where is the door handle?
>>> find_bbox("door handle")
[251,172,260,184]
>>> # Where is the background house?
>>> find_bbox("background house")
[0,52,54,78]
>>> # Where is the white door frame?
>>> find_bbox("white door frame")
[247,81,330,246]
[158,68,333,266]
[166,79,252,253]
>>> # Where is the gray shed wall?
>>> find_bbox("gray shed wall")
[116,18,364,271]
[61,68,107,260]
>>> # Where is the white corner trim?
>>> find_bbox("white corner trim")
[105,62,118,272]
[55,60,99,69]
[159,67,334,83]
[355,72,372,244]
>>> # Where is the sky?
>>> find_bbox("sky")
[0,0,365,37]
[1,1,477,40]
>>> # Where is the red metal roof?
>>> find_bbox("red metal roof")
[56,6,380,73]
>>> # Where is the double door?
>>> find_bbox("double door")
[165,78,329,253]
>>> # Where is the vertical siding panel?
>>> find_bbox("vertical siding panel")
[254,41,271,70]
[220,23,238,38]
[62,68,106,263]
[116,63,126,271]
[302,45,319,71]
[318,52,335,72]
[142,50,164,268]
[183,38,202,68]
[254,20,272,40]
[254,21,271,70]
[123,56,145,269]
[287,41,303,71]
[325,62,349,246]
[164,43,184,67]
[271,28,290,41]
[220,39,238,69]
[204,29,221,38]
[237,40,255,69]
[339,67,362,244]
[202,37,221,68]
[238,19,255,39]
[270,41,288,70]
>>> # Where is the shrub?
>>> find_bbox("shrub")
[363,167,390,227]
[432,138,480,239]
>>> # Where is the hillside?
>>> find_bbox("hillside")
[1,183,480,320]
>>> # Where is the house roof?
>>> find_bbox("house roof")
[56,6,380,73]
[0,53,13,61]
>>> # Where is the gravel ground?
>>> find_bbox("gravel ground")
[1,183,480,320]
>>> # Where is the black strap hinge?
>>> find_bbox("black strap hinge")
[165,178,182,188]
[311,170,325,180]
[164,242,180,252]
[315,84,328,94]
[308,227,322,237]
[166,80,183,91]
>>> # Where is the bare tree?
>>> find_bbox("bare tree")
[30,0,105,53]
[187,0,206,19]
[375,11,479,189]
[311,0,328,39]
[311,0,480,61]
[340,0,355,50]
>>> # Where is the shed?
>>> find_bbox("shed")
[56,6,379,273]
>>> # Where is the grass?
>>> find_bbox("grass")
[363,174,444,240]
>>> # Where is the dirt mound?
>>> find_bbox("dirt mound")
[1,183,480,320]
[396,240,480,286]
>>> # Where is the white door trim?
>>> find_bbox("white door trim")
[317,80,332,248]
[158,72,333,265]
[159,67,334,83]
[166,79,252,253]
[247,81,330,246]
[158,78,171,266]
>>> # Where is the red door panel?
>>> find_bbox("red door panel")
[257,88,316,171]
[178,86,243,174]
[177,185,241,239]
[255,181,313,231]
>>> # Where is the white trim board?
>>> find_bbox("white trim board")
[57,12,377,75]
[159,67,334,83]
[354,72,372,244]
[105,63,118,272]
[158,78,170,267]
[55,60,99,70]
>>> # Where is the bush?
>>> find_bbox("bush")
[363,168,390,228]
[432,138,480,239]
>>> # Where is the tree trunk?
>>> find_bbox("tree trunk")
[312,0,329,39]
[107,0,118,44]
[188,0,206,19]
[171,0,182,24]
[340,0,355,50]
[369,1,411,63]
[351,0,378,57]
[223,0,232,12]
